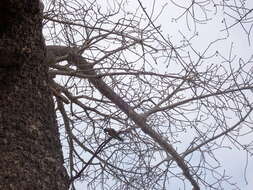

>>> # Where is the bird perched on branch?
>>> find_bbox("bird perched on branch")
[104,128,123,141]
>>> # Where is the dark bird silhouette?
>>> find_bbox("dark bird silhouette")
[104,128,123,141]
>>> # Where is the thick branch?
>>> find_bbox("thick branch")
[46,45,200,189]
[68,52,200,190]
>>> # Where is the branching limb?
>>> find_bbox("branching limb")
[68,52,200,190]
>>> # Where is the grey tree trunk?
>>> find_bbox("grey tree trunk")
[0,1,69,189]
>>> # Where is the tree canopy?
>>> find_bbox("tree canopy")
[42,0,253,189]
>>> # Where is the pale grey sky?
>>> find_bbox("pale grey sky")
[43,0,253,189]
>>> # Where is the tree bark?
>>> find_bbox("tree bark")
[0,1,69,189]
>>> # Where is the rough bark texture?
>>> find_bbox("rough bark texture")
[0,1,69,189]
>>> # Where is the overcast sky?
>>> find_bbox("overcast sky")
[43,0,253,189]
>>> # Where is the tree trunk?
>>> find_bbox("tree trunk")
[0,1,69,189]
